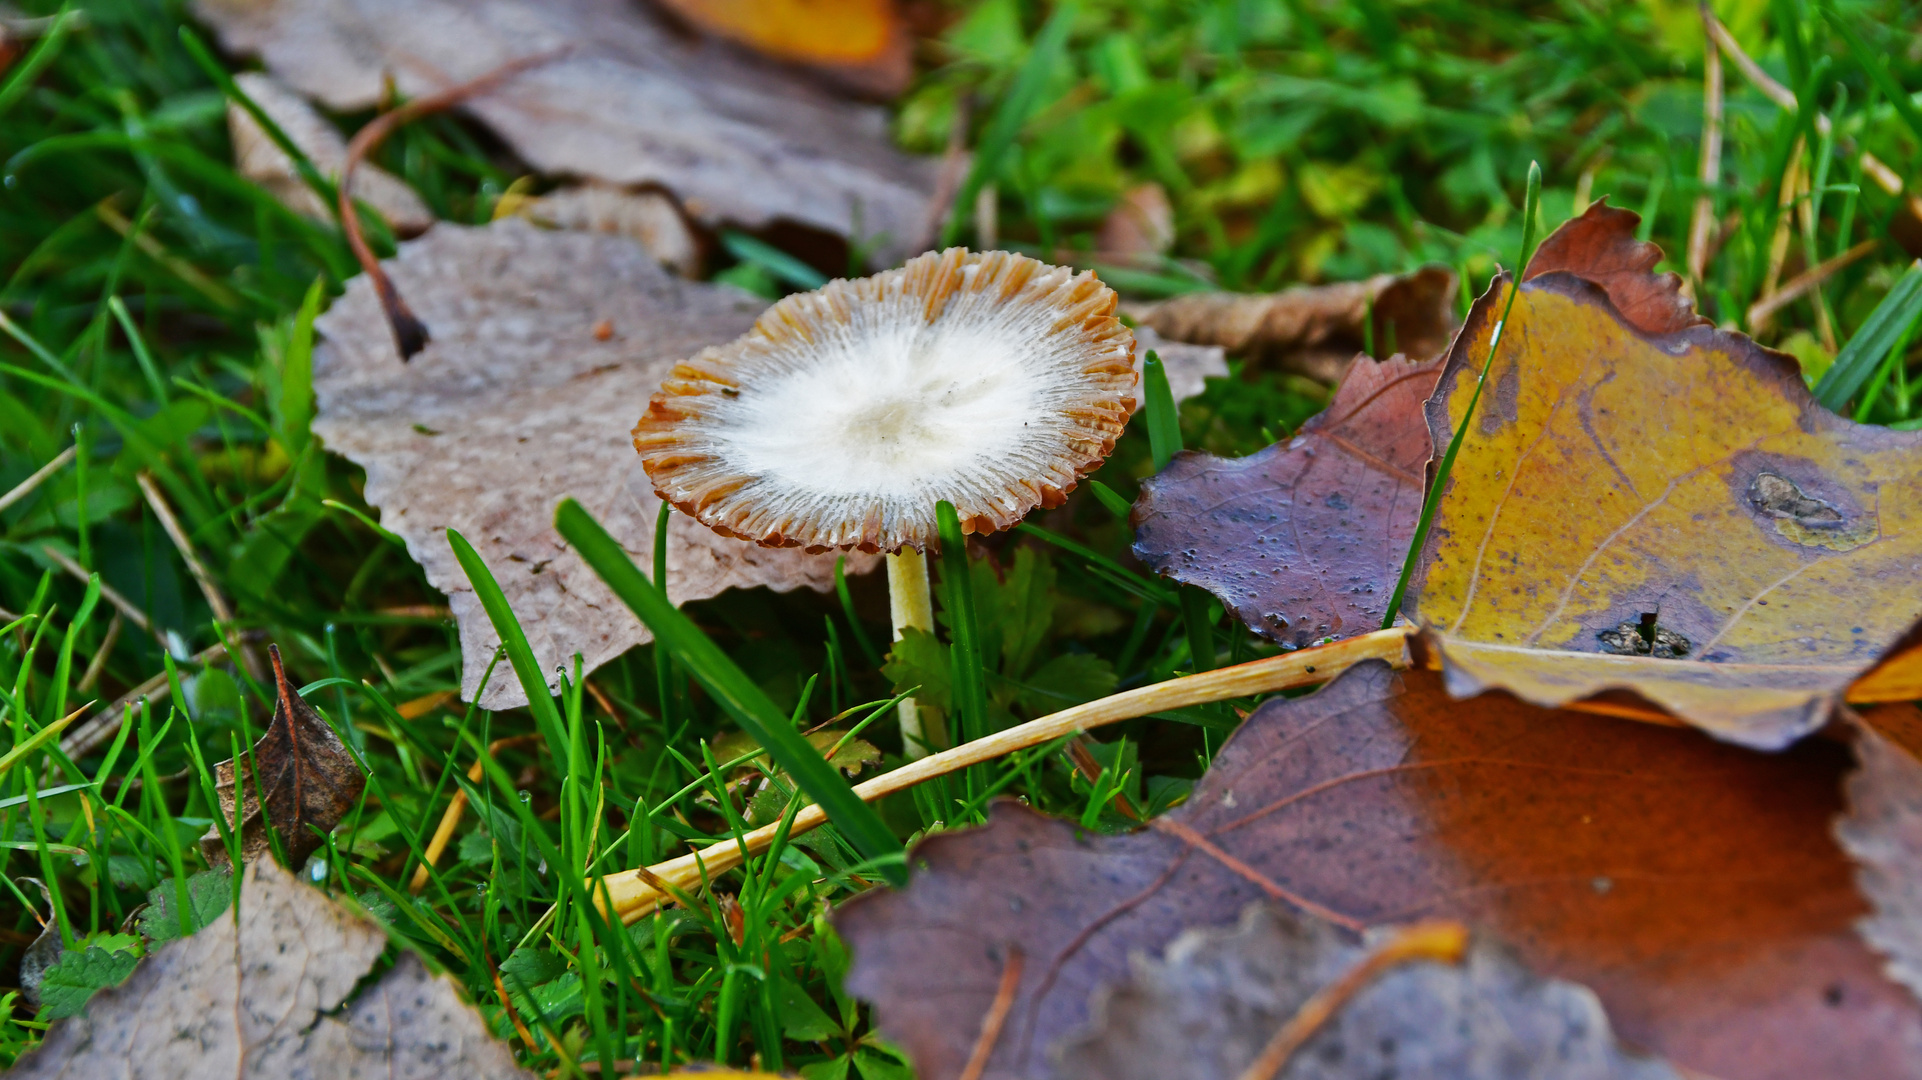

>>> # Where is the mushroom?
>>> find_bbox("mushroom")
[634,248,1137,757]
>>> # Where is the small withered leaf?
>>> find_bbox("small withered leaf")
[9,859,533,1079]
[1125,266,1458,382]
[191,0,942,266]
[836,662,1922,1080]
[200,644,365,869]
[1057,904,1681,1080]
[1133,352,1440,648]
[1520,198,1707,337]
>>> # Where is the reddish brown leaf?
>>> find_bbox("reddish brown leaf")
[1521,199,1708,336]
[1126,266,1458,382]
[1131,353,1441,647]
[201,645,366,869]
[837,662,1922,1080]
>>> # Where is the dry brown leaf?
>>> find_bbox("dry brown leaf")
[1125,266,1458,382]
[1409,265,1922,748]
[1520,198,1706,336]
[651,0,912,98]
[1132,352,1439,648]
[230,71,435,236]
[1133,326,1227,404]
[9,858,532,1079]
[313,219,879,709]
[202,644,365,869]
[192,0,942,265]
[1094,183,1176,264]
[506,182,701,277]
[1056,904,1680,1080]
[836,661,1922,1080]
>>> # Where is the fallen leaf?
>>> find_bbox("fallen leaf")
[311,219,875,709]
[201,644,366,868]
[1124,266,1458,382]
[1837,704,1922,1004]
[1132,351,1440,648]
[1408,262,1922,748]
[652,0,911,97]
[1093,183,1176,264]
[506,181,701,277]
[1519,198,1707,337]
[1056,904,1680,1080]
[9,858,533,1079]
[230,71,435,236]
[1131,326,1227,404]
[193,0,942,265]
[836,661,1922,1080]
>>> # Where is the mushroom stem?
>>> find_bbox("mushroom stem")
[886,548,936,758]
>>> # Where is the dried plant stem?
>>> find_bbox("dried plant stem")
[0,445,74,515]
[136,471,261,683]
[410,734,541,894]
[39,544,158,643]
[59,641,231,759]
[1756,136,1806,315]
[75,612,121,694]
[339,51,563,359]
[1235,921,1469,1080]
[1747,239,1878,328]
[1686,4,1724,289]
[596,627,1416,923]
[1705,12,1922,226]
[886,549,936,759]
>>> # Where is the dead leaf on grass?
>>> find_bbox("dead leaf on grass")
[9,858,532,1079]
[1132,351,1439,648]
[1519,198,1707,336]
[1408,257,1922,749]
[505,181,701,277]
[201,644,366,868]
[229,71,434,236]
[192,0,942,265]
[312,219,879,709]
[1056,904,1680,1080]
[837,661,1922,1080]
[1125,266,1458,382]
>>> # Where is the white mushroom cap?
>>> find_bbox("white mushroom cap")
[634,248,1138,552]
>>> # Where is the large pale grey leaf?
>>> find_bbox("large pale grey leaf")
[1057,904,1680,1080]
[193,0,941,264]
[9,859,531,1078]
[312,219,877,709]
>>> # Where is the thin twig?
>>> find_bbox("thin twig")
[59,641,232,760]
[596,627,1417,923]
[0,445,75,515]
[409,733,541,894]
[1748,239,1879,327]
[340,51,565,359]
[136,471,261,683]
[1235,921,1469,1080]
[39,544,158,643]
[958,946,1024,1080]
[76,612,121,694]
[1686,3,1724,288]
[1705,11,1922,222]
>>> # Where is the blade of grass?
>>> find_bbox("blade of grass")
[1382,161,1543,628]
[942,3,1078,247]
[1815,260,1922,412]
[446,528,569,767]
[936,501,989,754]
[554,497,905,886]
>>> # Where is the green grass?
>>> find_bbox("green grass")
[1,0,1919,1073]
